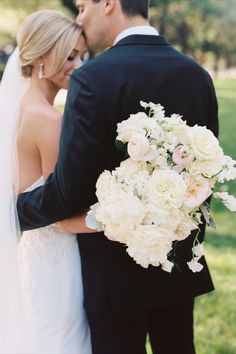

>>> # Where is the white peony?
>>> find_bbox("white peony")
[95,170,113,202]
[189,125,223,161]
[127,225,173,268]
[147,170,186,208]
[95,192,145,243]
[143,205,180,233]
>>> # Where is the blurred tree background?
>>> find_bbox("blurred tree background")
[1,0,236,78]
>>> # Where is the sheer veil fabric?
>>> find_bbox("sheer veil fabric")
[0,48,30,353]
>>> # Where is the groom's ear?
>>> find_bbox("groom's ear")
[104,0,116,15]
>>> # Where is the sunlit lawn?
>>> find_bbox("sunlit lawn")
[147,79,236,354]
[194,80,236,354]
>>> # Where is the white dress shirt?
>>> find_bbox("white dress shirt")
[114,26,159,46]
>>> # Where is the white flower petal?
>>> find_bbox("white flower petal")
[213,192,236,212]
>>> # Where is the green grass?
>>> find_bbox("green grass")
[194,79,236,354]
[146,80,236,353]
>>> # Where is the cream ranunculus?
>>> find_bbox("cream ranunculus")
[127,133,156,161]
[147,170,187,208]
[190,125,223,161]
[126,225,173,268]
[183,174,212,209]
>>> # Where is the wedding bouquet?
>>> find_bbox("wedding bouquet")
[86,102,236,272]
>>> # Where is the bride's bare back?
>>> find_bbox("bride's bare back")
[17,88,62,193]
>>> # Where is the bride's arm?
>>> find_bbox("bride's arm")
[57,211,97,234]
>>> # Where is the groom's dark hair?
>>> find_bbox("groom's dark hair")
[93,0,149,19]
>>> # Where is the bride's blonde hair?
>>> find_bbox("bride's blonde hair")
[17,9,82,78]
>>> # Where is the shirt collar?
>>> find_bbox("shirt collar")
[114,26,159,46]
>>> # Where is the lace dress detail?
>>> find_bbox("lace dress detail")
[17,177,91,354]
[18,223,78,273]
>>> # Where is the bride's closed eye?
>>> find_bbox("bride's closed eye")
[67,50,89,63]
[67,55,76,62]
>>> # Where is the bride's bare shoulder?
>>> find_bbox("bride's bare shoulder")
[19,93,62,133]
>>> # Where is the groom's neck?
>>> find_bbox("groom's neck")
[112,16,149,41]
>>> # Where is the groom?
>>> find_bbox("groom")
[17,0,218,353]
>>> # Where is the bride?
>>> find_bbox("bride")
[0,10,91,354]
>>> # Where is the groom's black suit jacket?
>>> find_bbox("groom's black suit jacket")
[17,35,218,312]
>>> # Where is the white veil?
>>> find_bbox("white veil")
[0,48,29,353]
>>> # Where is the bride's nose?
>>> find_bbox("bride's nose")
[76,14,82,26]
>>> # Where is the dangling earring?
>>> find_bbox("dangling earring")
[38,63,44,80]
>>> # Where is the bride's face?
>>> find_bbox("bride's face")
[45,35,87,90]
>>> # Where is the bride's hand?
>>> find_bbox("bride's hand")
[57,211,97,234]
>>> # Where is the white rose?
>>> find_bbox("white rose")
[95,192,145,244]
[190,125,223,161]
[127,133,156,161]
[147,170,186,208]
[183,174,212,209]
[188,158,223,177]
[126,225,173,268]
[187,156,222,178]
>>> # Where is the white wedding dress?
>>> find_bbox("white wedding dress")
[17,177,91,354]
